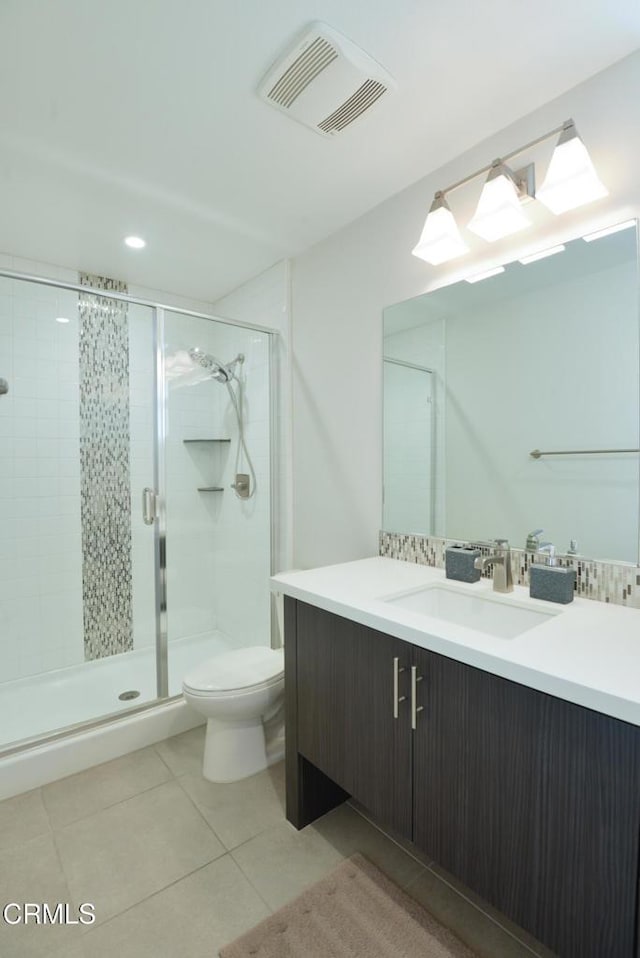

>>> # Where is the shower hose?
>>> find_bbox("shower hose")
[226,376,257,499]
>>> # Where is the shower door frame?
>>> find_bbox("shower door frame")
[0,268,281,757]
[382,356,437,536]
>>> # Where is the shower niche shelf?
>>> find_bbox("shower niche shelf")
[183,438,230,494]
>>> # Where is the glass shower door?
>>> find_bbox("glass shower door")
[0,275,161,750]
[161,309,273,693]
[383,358,435,535]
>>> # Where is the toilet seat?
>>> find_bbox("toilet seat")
[183,646,284,696]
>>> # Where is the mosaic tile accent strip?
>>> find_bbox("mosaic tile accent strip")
[79,273,133,660]
[379,531,640,610]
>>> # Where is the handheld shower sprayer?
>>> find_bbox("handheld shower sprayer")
[188,347,255,498]
[188,348,244,383]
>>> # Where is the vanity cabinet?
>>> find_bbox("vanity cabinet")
[293,600,413,839]
[285,597,640,958]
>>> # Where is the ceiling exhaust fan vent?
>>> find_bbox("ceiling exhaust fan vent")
[258,22,396,137]
[318,79,387,134]
[267,37,338,109]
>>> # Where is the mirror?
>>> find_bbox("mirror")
[383,223,640,564]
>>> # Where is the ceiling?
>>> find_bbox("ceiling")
[1,0,639,302]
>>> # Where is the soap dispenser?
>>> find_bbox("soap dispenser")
[529,544,576,604]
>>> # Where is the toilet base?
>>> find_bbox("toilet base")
[202,716,271,783]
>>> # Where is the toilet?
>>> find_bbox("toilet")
[182,646,285,783]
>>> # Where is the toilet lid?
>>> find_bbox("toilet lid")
[183,646,284,693]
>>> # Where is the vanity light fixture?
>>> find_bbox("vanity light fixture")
[536,121,608,215]
[124,235,146,249]
[411,191,469,265]
[464,265,505,284]
[582,219,636,242]
[467,161,531,242]
[519,244,566,265]
[55,316,70,324]
[412,118,607,267]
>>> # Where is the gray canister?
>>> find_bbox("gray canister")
[445,545,481,583]
[529,564,576,604]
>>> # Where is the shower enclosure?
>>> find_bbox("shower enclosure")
[0,270,277,757]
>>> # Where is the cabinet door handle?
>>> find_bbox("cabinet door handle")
[393,657,407,719]
[411,665,424,730]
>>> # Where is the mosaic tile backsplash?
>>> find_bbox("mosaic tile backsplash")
[79,273,133,660]
[380,532,640,610]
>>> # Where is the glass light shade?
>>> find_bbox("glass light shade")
[412,193,469,265]
[536,124,608,214]
[468,165,531,242]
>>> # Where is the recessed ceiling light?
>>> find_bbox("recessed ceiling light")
[465,265,505,284]
[55,316,70,324]
[124,235,146,249]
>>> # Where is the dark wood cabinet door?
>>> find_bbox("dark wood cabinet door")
[295,601,413,840]
[413,647,640,958]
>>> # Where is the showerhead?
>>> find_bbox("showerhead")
[188,347,229,382]
[188,347,244,383]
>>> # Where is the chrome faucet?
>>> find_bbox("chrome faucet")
[474,539,513,593]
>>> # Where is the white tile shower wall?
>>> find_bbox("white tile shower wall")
[127,283,214,317]
[0,253,228,658]
[0,274,83,683]
[209,323,271,649]
[163,312,272,651]
[166,355,221,642]
[136,340,267,653]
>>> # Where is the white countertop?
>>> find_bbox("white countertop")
[270,557,640,727]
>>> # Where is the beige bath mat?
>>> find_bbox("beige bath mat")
[219,853,477,957]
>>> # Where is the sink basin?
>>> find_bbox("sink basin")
[384,585,555,639]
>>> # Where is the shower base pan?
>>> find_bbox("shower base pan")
[0,632,234,799]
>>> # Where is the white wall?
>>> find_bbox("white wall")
[291,51,640,569]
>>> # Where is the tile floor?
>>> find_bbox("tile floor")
[0,726,556,958]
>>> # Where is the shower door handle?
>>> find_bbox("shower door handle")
[142,488,157,525]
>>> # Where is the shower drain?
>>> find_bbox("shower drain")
[118,690,141,701]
